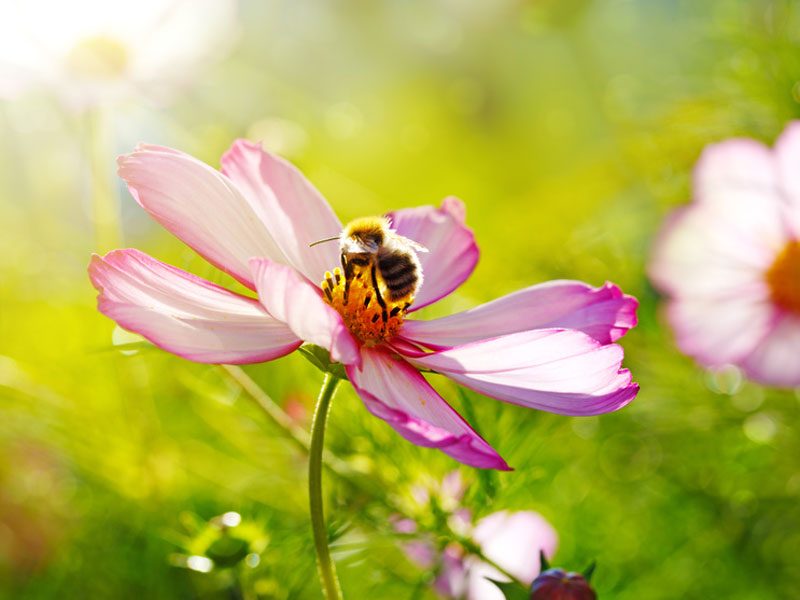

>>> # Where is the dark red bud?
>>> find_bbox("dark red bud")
[530,568,597,600]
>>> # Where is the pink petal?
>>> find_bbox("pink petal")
[403,540,437,569]
[649,200,785,300]
[249,258,360,367]
[89,249,301,364]
[665,295,777,367]
[399,330,638,416]
[740,312,800,387]
[774,120,800,238]
[440,470,467,504]
[399,280,637,349]
[693,137,776,206]
[345,347,510,470]
[387,197,479,311]
[434,544,468,598]
[221,140,343,284]
[118,144,288,290]
[651,135,792,299]
[467,511,558,600]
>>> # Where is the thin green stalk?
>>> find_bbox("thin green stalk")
[458,537,527,587]
[220,365,311,453]
[219,365,357,480]
[87,108,121,251]
[309,374,343,599]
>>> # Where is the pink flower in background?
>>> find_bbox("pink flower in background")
[89,140,638,470]
[650,122,800,386]
[395,472,557,600]
[0,0,239,108]
[457,511,558,600]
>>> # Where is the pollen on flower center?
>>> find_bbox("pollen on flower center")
[766,240,800,314]
[66,36,129,79]
[321,264,412,344]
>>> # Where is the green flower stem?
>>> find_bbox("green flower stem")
[221,366,523,590]
[309,374,343,599]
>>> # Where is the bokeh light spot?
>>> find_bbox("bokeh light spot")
[743,413,777,444]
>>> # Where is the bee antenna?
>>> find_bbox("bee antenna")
[308,236,340,248]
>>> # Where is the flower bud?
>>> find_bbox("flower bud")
[530,569,597,600]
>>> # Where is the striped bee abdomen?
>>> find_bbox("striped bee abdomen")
[377,251,419,300]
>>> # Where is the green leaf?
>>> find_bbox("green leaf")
[486,578,530,600]
[298,344,349,380]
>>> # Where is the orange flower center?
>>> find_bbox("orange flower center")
[766,240,800,314]
[321,264,412,344]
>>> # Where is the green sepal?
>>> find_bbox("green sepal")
[205,536,249,568]
[486,578,530,600]
[298,344,349,380]
[539,549,550,572]
[583,560,597,582]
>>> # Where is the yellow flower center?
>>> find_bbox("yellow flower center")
[766,240,800,314]
[321,264,413,344]
[66,36,129,79]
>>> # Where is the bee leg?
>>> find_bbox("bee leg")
[370,263,389,322]
[342,254,353,305]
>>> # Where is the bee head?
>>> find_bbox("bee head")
[342,216,388,254]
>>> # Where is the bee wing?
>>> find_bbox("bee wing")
[389,231,429,253]
[341,236,371,254]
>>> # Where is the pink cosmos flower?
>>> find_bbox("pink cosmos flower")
[650,122,800,387]
[89,140,639,470]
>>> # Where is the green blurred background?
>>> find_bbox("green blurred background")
[2,1,800,598]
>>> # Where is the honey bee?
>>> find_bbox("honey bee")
[311,216,427,321]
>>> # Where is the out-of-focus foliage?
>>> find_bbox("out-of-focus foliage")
[2,1,800,598]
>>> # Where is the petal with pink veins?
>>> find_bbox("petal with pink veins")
[467,511,558,600]
[400,330,638,416]
[387,197,479,311]
[345,347,510,470]
[89,249,301,364]
[117,144,288,290]
[740,313,800,387]
[221,140,343,284]
[399,280,637,349]
[249,258,361,367]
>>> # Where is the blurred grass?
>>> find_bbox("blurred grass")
[3,1,800,598]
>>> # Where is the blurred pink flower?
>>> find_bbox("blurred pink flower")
[0,0,239,108]
[650,122,800,386]
[430,511,557,600]
[396,472,557,599]
[89,140,638,469]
